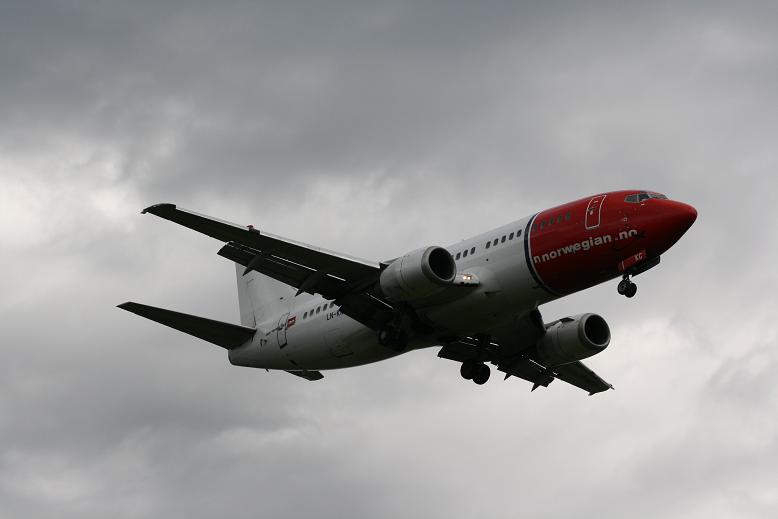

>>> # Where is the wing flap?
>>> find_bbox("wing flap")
[118,302,256,350]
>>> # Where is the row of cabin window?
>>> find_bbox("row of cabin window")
[532,212,571,232]
[455,227,525,260]
[455,247,476,261]
[302,301,336,319]
[484,229,522,250]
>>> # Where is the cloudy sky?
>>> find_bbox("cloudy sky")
[1,1,777,517]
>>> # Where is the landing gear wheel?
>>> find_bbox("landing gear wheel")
[460,361,476,380]
[472,364,491,385]
[618,276,637,298]
[377,328,393,347]
[377,327,408,351]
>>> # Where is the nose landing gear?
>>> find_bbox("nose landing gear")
[460,360,491,385]
[617,276,638,298]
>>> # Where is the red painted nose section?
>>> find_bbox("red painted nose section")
[663,200,698,238]
[527,193,697,297]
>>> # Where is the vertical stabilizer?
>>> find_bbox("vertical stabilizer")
[234,264,295,328]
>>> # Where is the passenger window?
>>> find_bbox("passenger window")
[501,235,506,243]
[540,221,545,229]
[509,232,514,240]
[532,224,538,232]
[565,212,571,221]
[485,241,491,249]
[463,250,468,258]
[303,311,307,319]
[517,229,522,237]
[470,247,475,254]
[556,216,563,224]
[456,252,461,260]
[492,238,498,246]
[316,307,320,314]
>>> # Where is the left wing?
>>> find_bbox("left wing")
[142,203,394,330]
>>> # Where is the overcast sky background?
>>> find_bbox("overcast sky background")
[1,1,777,517]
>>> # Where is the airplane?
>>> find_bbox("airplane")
[119,190,697,395]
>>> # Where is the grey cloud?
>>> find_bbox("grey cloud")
[2,1,778,518]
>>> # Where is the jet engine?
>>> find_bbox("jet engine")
[534,313,610,367]
[379,246,456,302]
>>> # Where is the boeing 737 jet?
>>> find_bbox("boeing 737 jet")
[119,190,696,394]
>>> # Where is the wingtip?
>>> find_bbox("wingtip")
[117,302,135,310]
[141,203,176,215]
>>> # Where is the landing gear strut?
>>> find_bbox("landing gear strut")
[617,276,638,298]
[460,361,491,385]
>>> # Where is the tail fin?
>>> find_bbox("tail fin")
[234,264,295,328]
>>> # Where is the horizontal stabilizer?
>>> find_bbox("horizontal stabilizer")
[118,302,256,350]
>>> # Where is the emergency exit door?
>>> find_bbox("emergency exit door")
[277,313,289,348]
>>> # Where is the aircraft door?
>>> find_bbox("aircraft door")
[585,195,607,229]
[276,313,290,349]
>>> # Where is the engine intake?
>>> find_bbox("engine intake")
[534,313,610,367]
[380,246,456,301]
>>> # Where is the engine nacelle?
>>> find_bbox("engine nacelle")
[379,246,456,302]
[534,313,610,367]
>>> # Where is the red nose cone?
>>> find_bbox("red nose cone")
[674,201,697,231]
[663,200,697,243]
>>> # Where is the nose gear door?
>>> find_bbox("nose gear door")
[585,194,607,229]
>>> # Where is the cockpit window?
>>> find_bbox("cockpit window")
[625,191,668,203]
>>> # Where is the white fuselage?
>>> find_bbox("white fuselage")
[228,215,553,371]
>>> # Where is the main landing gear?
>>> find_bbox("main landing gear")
[377,325,408,351]
[460,360,491,385]
[617,276,638,298]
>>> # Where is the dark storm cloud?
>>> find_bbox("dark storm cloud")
[2,1,778,518]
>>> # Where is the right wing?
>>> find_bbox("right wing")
[142,203,394,330]
[438,309,613,395]
[438,338,612,395]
